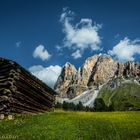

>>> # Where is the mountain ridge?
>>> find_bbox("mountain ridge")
[54,54,140,110]
[55,54,140,97]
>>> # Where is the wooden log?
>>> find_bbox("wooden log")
[15,81,54,105]
[0,57,56,114]
[12,91,51,110]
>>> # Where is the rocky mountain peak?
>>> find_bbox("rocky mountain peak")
[79,54,100,86]
[64,62,77,70]
[62,62,77,80]
[88,55,118,86]
[54,62,77,98]
[54,54,140,98]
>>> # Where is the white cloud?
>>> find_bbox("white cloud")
[16,41,22,48]
[114,34,120,39]
[71,50,82,59]
[55,45,63,52]
[29,65,62,88]
[33,45,51,61]
[60,8,102,58]
[108,37,140,61]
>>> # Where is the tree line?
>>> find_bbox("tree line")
[55,98,114,112]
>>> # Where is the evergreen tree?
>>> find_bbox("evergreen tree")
[76,101,84,111]
[63,101,69,110]
[94,98,106,111]
[55,102,62,108]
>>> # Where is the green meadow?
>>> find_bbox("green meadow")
[0,110,140,140]
[98,82,140,111]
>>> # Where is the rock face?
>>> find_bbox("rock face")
[54,54,140,98]
[55,63,77,98]
[0,57,56,115]
[80,55,99,87]
[88,55,118,86]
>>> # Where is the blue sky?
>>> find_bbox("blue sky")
[0,0,140,88]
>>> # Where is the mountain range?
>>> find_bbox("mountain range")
[54,54,140,111]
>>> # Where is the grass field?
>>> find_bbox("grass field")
[0,110,140,140]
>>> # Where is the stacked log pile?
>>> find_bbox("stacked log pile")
[0,57,56,115]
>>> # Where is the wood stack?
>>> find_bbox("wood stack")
[0,57,56,114]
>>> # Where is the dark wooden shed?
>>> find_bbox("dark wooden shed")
[0,57,56,114]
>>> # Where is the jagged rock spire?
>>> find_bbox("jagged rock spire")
[55,54,140,99]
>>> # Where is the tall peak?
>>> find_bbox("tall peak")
[55,54,140,99]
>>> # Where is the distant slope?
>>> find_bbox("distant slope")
[55,54,140,111]
[56,80,140,110]
[98,81,140,111]
[55,54,140,100]
[69,88,99,107]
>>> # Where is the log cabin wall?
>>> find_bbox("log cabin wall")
[0,57,56,114]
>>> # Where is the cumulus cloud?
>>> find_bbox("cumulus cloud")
[108,37,140,61]
[33,45,51,61]
[55,45,62,51]
[16,41,22,48]
[29,65,62,88]
[71,50,82,59]
[59,8,102,59]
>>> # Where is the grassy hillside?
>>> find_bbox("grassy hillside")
[0,111,140,140]
[98,82,140,111]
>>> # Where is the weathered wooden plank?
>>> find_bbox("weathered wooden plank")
[0,57,56,115]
